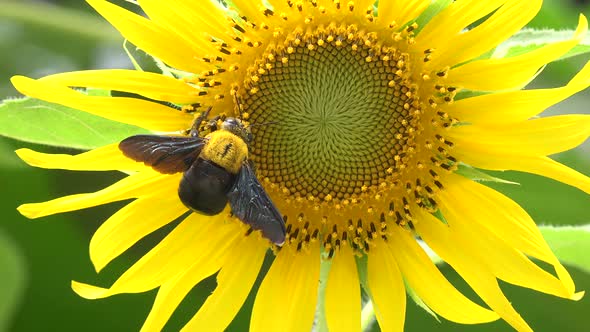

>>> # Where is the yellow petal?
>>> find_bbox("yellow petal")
[138,0,227,54]
[11,76,193,132]
[446,15,588,90]
[452,140,590,195]
[378,0,430,28]
[415,0,507,54]
[87,0,211,74]
[446,60,590,125]
[251,242,320,332]
[367,239,406,332]
[16,143,143,171]
[388,226,499,324]
[90,185,187,272]
[231,0,266,22]
[18,170,171,219]
[74,213,243,299]
[414,210,533,332]
[40,70,202,104]
[140,254,226,332]
[448,115,590,156]
[425,0,542,69]
[266,0,290,13]
[141,235,260,332]
[354,0,377,14]
[325,244,361,332]
[182,235,268,332]
[440,174,578,298]
[437,179,574,299]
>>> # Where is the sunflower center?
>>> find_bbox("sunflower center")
[242,25,421,203]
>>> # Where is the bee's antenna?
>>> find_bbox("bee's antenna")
[190,106,212,137]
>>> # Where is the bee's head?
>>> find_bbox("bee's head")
[221,117,253,143]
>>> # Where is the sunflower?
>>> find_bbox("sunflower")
[10,0,590,331]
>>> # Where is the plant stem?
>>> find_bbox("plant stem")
[361,300,376,331]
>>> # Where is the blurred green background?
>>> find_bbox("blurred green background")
[1,0,590,331]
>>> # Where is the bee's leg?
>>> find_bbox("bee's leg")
[189,106,212,137]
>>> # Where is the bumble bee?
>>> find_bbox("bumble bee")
[118,108,286,245]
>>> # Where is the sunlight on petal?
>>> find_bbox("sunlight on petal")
[90,186,188,272]
[414,209,534,332]
[251,243,320,332]
[367,239,406,332]
[16,143,143,171]
[11,76,193,132]
[325,244,361,332]
[388,226,499,323]
[40,70,202,104]
[182,235,268,332]
[18,171,173,219]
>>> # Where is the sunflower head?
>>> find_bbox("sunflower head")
[8,0,590,331]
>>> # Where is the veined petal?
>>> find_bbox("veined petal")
[446,60,590,125]
[438,181,574,299]
[140,253,227,332]
[414,210,533,332]
[440,174,579,298]
[388,226,499,324]
[367,239,406,332]
[251,243,320,332]
[90,187,188,273]
[18,171,173,219]
[453,140,590,195]
[448,115,590,156]
[415,0,507,54]
[138,0,228,53]
[426,0,542,69]
[446,15,588,91]
[182,235,268,332]
[325,244,361,332]
[16,143,143,171]
[73,213,243,299]
[141,236,261,332]
[378,0,430,28]
[11,76,193,132]
[87,0,211,74]
[40,70,202,104]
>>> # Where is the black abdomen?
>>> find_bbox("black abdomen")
[178,158,235,215]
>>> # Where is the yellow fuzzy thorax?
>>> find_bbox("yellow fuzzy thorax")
[201,130,249,174]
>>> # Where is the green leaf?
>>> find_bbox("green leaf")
[492,28,590,61]
[540,225,590,273]
[0,96,149,150]
[315,255,332,332]
[0,230,27,331]
[456,163,520,185]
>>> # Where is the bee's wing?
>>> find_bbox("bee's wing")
[119,135,205,174]
[227,161,286,245]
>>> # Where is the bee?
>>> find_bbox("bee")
[118,107,286,245]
